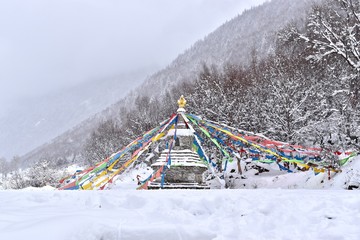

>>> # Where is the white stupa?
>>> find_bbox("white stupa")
[149,96,209,189]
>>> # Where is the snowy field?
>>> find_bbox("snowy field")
[0,189,359,240]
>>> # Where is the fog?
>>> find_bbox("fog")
[0,0,267,106]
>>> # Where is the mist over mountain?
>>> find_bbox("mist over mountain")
[0,68,152,160]
[18,0,319,166]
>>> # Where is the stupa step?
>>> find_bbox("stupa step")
[148,182,210,190]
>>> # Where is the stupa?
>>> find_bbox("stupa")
[148,96,209,189]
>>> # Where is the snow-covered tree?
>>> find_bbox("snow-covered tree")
[292,0,360,106]
[0,157,9,177]
[27,159,57,188]
[7,170,27,189]
[83,119,124,166]
[189,63,251,127]
[282,0,360,150]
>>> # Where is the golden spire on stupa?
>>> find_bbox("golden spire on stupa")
[177,95,187,108]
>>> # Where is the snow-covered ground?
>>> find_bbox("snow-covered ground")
[0,188,359,240]
[1,157,359,240]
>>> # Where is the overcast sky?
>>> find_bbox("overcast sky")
[0,0,268,105]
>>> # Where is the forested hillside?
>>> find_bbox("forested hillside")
[137,0,315,97]
[84,0,359,166]
[12,0,359,173]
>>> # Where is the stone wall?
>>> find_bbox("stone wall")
[153,165,207,184]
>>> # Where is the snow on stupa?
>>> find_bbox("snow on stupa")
[148,96,209,189]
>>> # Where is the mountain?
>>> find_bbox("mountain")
[19,0,319,166]
[138,0,317,97]
[0,69,151,160]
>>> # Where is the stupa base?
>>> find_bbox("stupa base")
[148,182,210,190]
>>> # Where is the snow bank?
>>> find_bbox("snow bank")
[330,156,360,189]
[221,156,360,190]
[0,189,359,240]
